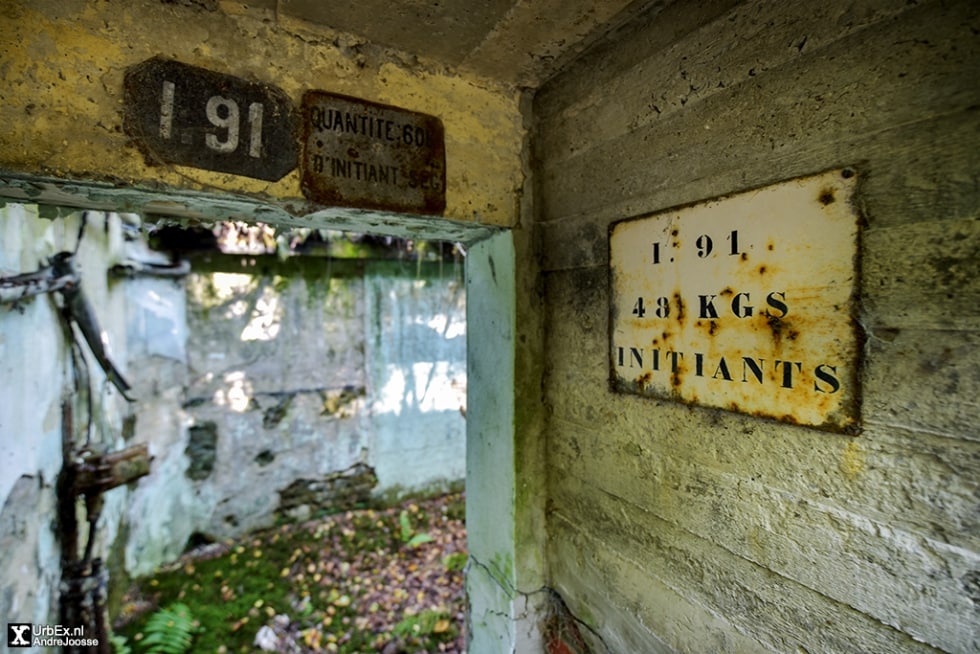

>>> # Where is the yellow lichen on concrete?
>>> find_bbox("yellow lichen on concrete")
[840,440,865,479]
[0,0,523,227]
[376,62,525,223]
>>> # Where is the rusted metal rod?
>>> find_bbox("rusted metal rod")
[0,268,79,306]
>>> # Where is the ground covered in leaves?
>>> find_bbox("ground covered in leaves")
[115,494,467,653]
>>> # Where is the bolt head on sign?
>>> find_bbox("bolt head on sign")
[123,57,298,181]
[300,91,446,215]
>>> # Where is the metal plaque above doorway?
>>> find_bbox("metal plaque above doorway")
[300,91,446,215]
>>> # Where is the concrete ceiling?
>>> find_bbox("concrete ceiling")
[269,0,656,87]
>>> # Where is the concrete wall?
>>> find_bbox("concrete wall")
[125,255,468,576]
[533,1,979,652]
[365,264,468,493]
[0,205,134,632]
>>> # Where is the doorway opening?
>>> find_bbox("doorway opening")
[0,200,516,652]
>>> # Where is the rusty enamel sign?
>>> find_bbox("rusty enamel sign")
[610,169,862,433]
[300,91,446,214]
[123,58,298,181]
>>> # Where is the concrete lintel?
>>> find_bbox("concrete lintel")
[0,172,499,245]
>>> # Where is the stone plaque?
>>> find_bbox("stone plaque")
[300,91,446,214]
[123,58,298,181]
[610,169,862,433]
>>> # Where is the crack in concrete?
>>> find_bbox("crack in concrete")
[465,554,611,653]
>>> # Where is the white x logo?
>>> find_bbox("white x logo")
[9,625,31,646]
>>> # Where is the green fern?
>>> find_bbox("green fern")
[139,603,199,654]
[110,632,132,654]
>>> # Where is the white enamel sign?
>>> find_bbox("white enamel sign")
[610,169,862,433]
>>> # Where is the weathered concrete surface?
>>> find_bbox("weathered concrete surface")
[0,205,134,628]
[0,0,524,230]
[278,0,649,87]
[162,256,468,547]
[0,476,60,637]
[6,0,976,651]
[465,230,548,654]
[365,267,467,493]
[534,0,980,652]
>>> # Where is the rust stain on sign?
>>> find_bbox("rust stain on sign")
[300,91,446,214]
[610,169,862,433]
